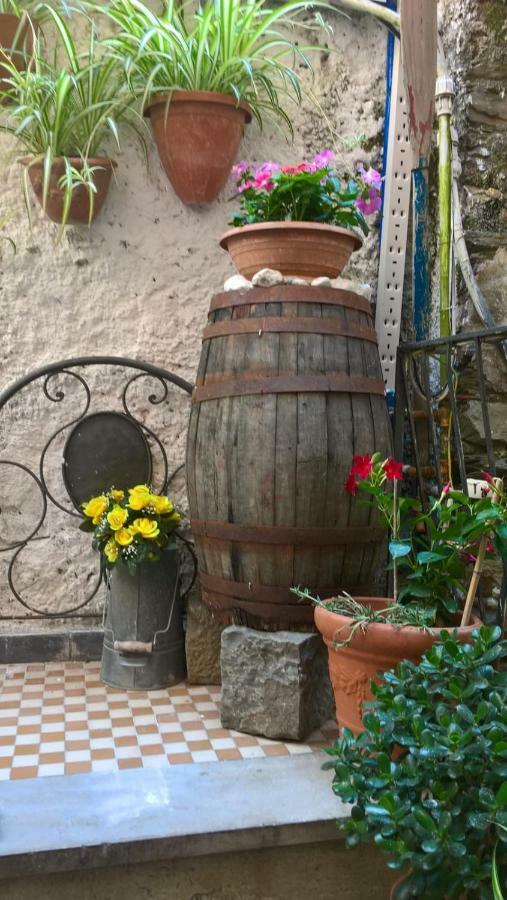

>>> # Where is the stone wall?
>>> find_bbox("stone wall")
[0,5,387,623]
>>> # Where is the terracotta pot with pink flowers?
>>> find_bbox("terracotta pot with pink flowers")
[295,454,507,734]
[220,151,382,279]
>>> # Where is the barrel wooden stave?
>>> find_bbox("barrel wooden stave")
[186,286,391,627]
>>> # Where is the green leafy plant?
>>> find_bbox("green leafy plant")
[326,627,507,899]
[0,5,143,228]
[0,1,73,19]
[229,152,381,234]
[80,485,182,575]
[99,0,331,134]
[344,454,507,625]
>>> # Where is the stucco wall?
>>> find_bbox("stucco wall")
[0,6,387,623]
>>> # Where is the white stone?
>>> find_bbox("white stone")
[251,268,284,287]
[223,274,252,292]
[332,277,373,301]
[284,276,309,285]
[311,276,332,287]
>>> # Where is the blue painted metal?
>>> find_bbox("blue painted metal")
[412,166,431,341]
[379,0,397,245]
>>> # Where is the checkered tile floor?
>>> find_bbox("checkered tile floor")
[0,661,339,780]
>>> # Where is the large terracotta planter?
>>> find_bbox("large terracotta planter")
[220,221,363,280]
[315,598,481,735]
[0,13,31,96]
[144,90,251,205]
[21,157,117,225]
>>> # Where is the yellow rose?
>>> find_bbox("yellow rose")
[104,539,119,563]
[115,527,134,546]
[107,505,128,531]
[110,489,125,502]
[167,510,182,527]
[82,495,108,523]
[150,494,174,515]
[131,517,160,540]
[128,485,152,511]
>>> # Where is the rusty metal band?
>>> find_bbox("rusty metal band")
[202,317,378,343]
[199,572,363,604]
[192,374,386,403]
[210,286,372,314]
[190,520,385,545]
[201,593,315,624]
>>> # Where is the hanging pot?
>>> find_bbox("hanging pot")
[220,221,363,280]
[0,13,32,98]
[315,598,481,735]
[101,546,185,691]
[144,90,251,205]
[21,157,117,225]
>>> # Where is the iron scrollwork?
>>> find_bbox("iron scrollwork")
[0,357,196,621]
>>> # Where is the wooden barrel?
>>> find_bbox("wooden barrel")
[186,285,391,628]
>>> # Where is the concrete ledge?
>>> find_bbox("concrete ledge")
[0,755,347,880]
[0,630,103,663]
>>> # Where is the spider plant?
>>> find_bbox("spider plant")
[101,0,332,133]
[0,5,143,230]
[0,1,72,19]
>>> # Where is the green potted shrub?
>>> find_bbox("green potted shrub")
[296,455,507,733]
[220,152,381,279]
[81,484,185,689]
[325,626,507,899]
[1,6,142,230]
[99,0,330,205]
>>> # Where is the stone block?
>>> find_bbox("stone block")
[185,592,226,685]
[220,626,335,741]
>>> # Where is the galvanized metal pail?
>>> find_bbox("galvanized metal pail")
[101,546,186,690]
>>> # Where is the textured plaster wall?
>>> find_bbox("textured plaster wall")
[0,7,387,623]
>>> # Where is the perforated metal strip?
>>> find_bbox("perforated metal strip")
[376,42,413,391]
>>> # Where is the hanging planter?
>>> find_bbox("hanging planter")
[103,0,330,205]
[1,7,139,232]
[21,157,118,225]
[144,91,251,206]
[221,154,382,279]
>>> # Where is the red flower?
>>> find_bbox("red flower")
[351,454,373,479]
[383,458,404,481]
[281,163,309,175]
[481,486,491,498]
[344,471,358,495]
[480,471,494,484]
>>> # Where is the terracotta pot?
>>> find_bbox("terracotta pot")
[0,13,32,97]
[314,598,481,735]
[220,221,363,280]
[21,157,117,225]
[144,90,251,205]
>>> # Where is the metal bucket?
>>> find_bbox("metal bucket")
[101,546,186,690]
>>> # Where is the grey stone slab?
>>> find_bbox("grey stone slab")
[220,627,335,741]
[0,755,347,880]
[0,633,70,664]
[69,630,103,661]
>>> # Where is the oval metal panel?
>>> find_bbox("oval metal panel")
[63,412,152,510]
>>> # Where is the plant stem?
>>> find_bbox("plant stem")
[393,478,398,603]
[329,0,400,35]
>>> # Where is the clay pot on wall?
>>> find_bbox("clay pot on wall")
[314,599,481,735]
[0,13,31,96]
[220,221,363,280]
[21,157,117,225]
[144,90,251,205]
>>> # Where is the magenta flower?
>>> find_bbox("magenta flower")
[313,150,335,169]
[254,161,279,180]
[358,164,382,189]
[356,191,382,215]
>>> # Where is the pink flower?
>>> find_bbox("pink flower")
[356,190,382,216]
[383,458,404,481]
[358,164,382,189]
[313,150,335,169]
[443,482,451,495]
[237,179,255,193]
[254,161,279,179]
[231,161,249,181]
[281,163,309,175]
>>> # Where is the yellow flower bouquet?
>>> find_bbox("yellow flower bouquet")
[80,485,182,574]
